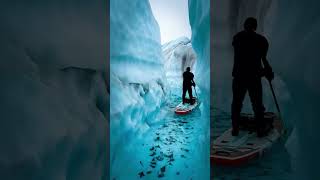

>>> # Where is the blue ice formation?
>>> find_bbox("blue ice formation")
[0,1,108,180]
[188,0,211,178]
[110,0,210,179]
[110,0,167,177]
[270,1,320,179]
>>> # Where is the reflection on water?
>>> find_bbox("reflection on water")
[210,107,292,179]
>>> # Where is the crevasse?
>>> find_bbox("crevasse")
[0,1,108,180]
[110,0,210,179]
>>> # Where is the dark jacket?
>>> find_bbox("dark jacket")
[183,71,194,87]
[232,30,269,79]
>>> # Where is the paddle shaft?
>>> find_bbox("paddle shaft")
[268,80,281,117]
[193,85,198,98]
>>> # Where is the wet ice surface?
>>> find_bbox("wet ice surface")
[210,108,293,180]
[113,94,202,180]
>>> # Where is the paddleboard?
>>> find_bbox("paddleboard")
[175,98,199,115]
[211,112,283,166]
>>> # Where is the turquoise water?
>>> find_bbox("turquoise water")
[136,95,202,179]
[112,94,208,179]
[210,107,293,180]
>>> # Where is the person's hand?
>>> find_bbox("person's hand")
[265,71,274,82]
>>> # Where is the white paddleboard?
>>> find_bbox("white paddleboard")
[211,112,283,166]
[175,98,199,115]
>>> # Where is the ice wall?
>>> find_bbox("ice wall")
[188,0,211,178]
[110,0,166,176]
[269,1,320,179]
[212,0,320,179]
[0,1,108,180]
[110,0,210,178]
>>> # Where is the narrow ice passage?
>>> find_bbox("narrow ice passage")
[129,36,204,179]
[110,0,210,179]
[111,36,206,179]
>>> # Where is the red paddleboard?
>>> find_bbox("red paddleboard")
[211,112,283,166]
[175,98,199,115]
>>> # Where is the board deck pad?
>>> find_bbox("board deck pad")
[175,98,199,115]
[211,112,283,166]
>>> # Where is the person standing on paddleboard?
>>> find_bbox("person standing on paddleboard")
[182,67,196,104]
[231,17,274,137]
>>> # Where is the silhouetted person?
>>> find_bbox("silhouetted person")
[182,67,196,104]
[231,17,274,137]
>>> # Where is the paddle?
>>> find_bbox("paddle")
[268,80,281,117]
[193,85,198,98]
[268,79,287,136]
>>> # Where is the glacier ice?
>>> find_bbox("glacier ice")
[188,0,211,178]
[0,1,108,180]
[110,0,210,179]
[110,0,164,84]
[110,0,167,178]
[269,1,320,179]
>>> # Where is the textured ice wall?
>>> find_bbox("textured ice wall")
[188,0,211,178]
[0,1,108,180]
[110,0,164,84]
[212,0,320,179]
[110,0,210,178]
[110,0,166,175]
[162,37,196,95]
[269,1,320,179]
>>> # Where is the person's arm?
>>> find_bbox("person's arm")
[191,74,196,86]
[262,57,272,71]
[261,37,274,81]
